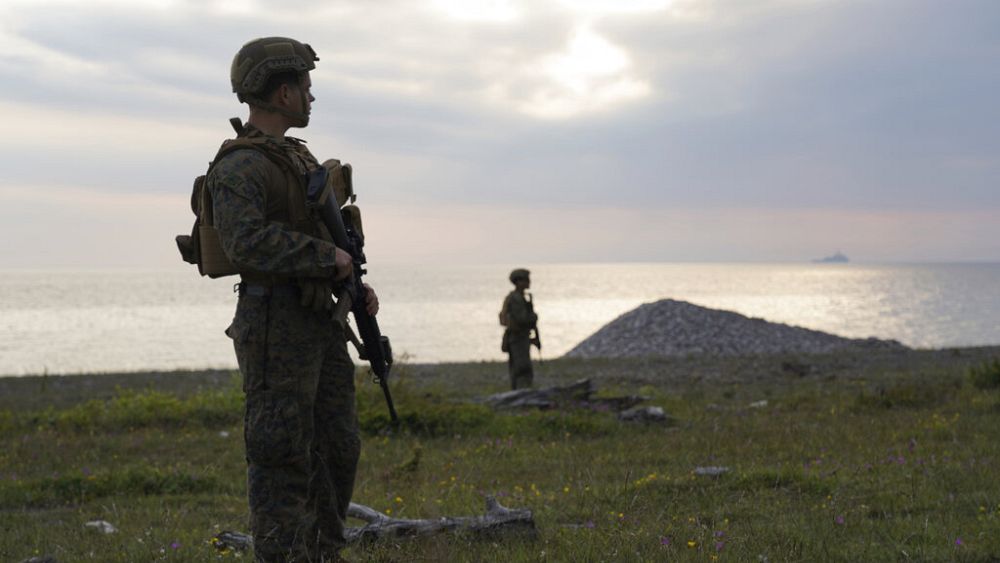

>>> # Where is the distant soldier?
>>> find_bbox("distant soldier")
[499,268,540,389]
[207,37,378,562]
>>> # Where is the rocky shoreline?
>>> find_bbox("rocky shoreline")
[565,299,907,359]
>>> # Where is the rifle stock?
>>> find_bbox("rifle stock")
[307,167,399,425]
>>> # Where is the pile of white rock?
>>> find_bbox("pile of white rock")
[564,299,906,359]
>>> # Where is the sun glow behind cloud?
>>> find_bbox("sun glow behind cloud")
[507,25,651,119]
[426,0,659,118]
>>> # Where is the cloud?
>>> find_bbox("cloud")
[0,100,228,194]
[554,0,675,16]
[0,0,998,265]
[0,183,996,269]
[0,101,219,153]
[365,203,1000,264]
[0,29,109,79]
[0,183,192,268]
[430,0,522,22]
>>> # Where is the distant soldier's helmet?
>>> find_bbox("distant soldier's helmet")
[509,268,530,283]
[230,37,319,103]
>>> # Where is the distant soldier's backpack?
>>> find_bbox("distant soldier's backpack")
[498,294,511,327]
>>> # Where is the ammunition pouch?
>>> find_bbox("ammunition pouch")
[177,175,238,278]
[321,159,355,207]
[341,205,364,238]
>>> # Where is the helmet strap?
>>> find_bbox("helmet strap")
[244,92,309,128]
[295,86,310,127]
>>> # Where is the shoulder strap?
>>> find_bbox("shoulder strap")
[207,119,305,178]
[210,137,296,175]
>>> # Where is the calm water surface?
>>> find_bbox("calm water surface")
[1,263,998,375]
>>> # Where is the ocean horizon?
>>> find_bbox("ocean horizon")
[2,261,999,377]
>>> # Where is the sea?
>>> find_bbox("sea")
[1,262,999,376]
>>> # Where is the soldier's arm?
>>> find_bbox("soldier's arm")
[209,150,338,278]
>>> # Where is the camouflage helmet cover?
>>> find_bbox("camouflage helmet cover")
[509,268,530,283]
[231,37,319,102]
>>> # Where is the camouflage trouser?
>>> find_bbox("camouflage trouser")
[226,290,360,563]
[507,332,534,390]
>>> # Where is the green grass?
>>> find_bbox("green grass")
[3,350,1000,561]
[969,357,1000,390]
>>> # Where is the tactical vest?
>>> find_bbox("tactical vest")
[177,120,351,280]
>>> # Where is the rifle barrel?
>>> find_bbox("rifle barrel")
[308,168,398,425]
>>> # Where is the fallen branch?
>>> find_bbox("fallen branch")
[618,405,671,424]
[346,495,536,543]
[482,378,646,412]
[211,497,535,553]
[483,378,595,409]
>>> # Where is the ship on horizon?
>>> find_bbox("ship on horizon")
[813,251,849,263]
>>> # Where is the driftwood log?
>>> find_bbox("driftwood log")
[618,405,670,423]
[483,378,646,412]
[211,497,535,553]
[346,495,536,544]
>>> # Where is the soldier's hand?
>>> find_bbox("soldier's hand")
[364,283,379,316]
[334,247,353,281]
[300,280,333,312]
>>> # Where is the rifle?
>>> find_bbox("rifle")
[306,166,399,425]
[526,293,542,360]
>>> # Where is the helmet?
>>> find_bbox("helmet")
[230,37,319,103]
[509,268,530,283]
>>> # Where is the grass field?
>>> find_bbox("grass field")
[2,347,1000,562]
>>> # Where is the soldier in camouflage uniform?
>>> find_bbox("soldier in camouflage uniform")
[208,37,377,562]
[500,269,538,390]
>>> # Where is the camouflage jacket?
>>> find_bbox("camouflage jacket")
[206,125,338,279]
[504,290,537,334]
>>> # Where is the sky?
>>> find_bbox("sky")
[0,0,998,268]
